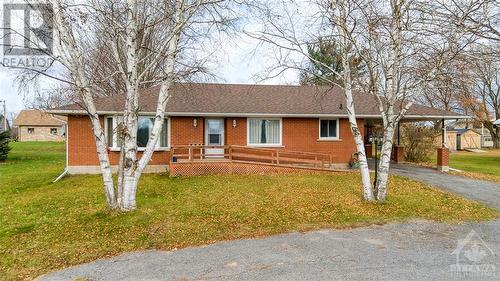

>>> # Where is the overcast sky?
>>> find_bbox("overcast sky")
[0,0,302,119]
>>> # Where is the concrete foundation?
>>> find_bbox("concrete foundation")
[67,165,169,175]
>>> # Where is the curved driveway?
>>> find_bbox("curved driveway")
[388,163,500,209]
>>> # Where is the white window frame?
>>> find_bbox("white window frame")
[104,116,171,151]
[246,117,283,147]
[318,118,340,141]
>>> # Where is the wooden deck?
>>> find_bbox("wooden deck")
[169,145,348,176]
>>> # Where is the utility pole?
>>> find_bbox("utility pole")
[0,100,6,132]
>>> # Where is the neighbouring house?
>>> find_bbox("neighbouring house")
[480,129,494,148]
[50,83,466,175]
[14,109,67,142]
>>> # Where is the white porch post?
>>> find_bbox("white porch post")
[443,119,447,148]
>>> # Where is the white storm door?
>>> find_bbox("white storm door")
[205,118,224,157]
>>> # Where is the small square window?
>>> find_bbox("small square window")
[27,128,34,134]
[50,128,58,135]
[319,119,339,139]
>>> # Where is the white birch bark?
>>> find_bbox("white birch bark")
[118,0,141,211]
[335,0,375,201]
[51,0,117,208]
[373,0,406,201]
[375,101,412,200]
[117,0,184,211]
[14,0,228,211]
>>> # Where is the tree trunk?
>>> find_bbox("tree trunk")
[51,0,118,209]
[493,127,500,149]
[375,121,396,201]
[87,112,117,209]
[121,174,138,210]
[116,0,141,211]
[117,112,139,211]
[336,0,375,202]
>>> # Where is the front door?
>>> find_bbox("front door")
[205,118,224,157]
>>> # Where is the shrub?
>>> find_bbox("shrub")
[401,124,435,162]
[0,130,11,161]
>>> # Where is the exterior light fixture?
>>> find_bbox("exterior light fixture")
[193,118,197,127]
[233,119,237,128]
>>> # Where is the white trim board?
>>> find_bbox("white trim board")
[48,110,470,120]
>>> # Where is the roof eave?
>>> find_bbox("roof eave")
[48,109,470,120]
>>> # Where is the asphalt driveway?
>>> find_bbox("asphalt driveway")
[38,165,500,281]
[387,163,500,209]
[38,219,499,281]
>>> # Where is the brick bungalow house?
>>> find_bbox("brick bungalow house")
[50,83,465,174]
[14,109,67,142]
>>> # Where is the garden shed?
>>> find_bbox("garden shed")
[454,129,481,150]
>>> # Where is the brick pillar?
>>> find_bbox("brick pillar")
[437,147,449,172]
[365,144,372,158]
[391,145,405,163]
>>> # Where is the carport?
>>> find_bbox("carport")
[364,113,471,172]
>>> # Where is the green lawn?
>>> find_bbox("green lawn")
[428,149,500,182]
[449,150,500,176]
[0,142,497,280]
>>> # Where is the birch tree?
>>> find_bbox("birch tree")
[351,0,415,201]
[248,0,375,201]
[3,0,234,211]
[250,0,467,201]
[341,0,470,200]
[430,0,499,44]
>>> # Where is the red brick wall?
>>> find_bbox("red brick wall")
[282,118,364,163]
[68,115,99,166]
[171,117,204,145]
[68,115,364,166]
[68,115,169,166]
[225,117,247,146]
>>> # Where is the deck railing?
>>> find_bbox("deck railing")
[170,145,333,168]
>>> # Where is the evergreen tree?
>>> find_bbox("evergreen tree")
[0,130,11,161]
[300,37,363,86]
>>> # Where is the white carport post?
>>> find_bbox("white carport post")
[442,119,447,148]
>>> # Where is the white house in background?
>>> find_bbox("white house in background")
[479,119,499,148]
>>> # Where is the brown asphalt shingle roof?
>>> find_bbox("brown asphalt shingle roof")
[52,83,465,118]
[14,109,67,126]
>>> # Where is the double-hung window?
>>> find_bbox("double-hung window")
[247,118,282,146]
[319,119,339,140]
[105,116,169,149]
